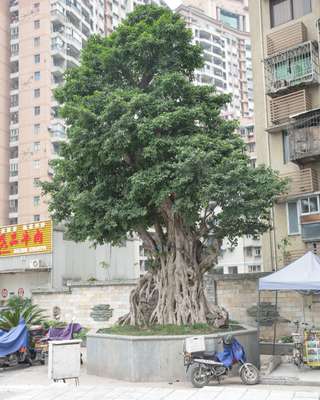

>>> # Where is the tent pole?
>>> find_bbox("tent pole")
[257,289,261,337]
[272,290,278,356]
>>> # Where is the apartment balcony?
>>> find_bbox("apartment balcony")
[280,168,320,198]
[51,5,67,27]
[66,49,80,66]
[269,89,312,128]
[266,21,307,56]
[66,34,82,50]
[52,63,65,79]
[51,41,66,59]
[289,109,320,164]
[264,41,320,97]
[49,123,66,142]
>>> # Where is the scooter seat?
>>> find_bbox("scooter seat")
[203,351,216,359]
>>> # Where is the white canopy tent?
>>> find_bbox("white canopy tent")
[259,251,320,291]
[258,251,320,355]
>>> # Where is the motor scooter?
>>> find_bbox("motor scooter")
[184,334,259,388]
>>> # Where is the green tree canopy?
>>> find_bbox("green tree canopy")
[43,5,285,325]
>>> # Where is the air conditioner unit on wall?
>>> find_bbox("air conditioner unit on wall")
[29,259,46,269]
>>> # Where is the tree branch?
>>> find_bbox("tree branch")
[137,226,158,253]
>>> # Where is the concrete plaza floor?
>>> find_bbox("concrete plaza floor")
[0,365,320,400]
[264,363,320,386]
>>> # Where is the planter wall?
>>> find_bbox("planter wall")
[87,326,259,382]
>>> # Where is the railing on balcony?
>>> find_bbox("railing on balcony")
[289,108,320,164]
[269,89,312,127]
[264,41,320,97]
[280,168,320,198]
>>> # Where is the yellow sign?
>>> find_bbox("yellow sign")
[0,220,52,257]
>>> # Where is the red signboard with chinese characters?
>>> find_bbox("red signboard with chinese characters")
[0,220,52,257]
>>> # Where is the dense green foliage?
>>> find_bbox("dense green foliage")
[44,5,284,248]
[0,296,47,331]
[98,323,243,336]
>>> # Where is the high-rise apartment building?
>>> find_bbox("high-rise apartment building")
[177,1,261,273]
[0,2,10,226]
[3,0,105,226]
[177,1,254,122]
[104,0,167,35]
[249,0,320,271]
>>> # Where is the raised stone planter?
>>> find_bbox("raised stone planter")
[87,326,259,382]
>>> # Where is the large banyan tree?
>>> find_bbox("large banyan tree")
[43,5,285,326]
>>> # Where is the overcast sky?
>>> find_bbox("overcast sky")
[166,0,182,10]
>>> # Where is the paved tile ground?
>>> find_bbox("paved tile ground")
[1,363,320,400]
[0,383,319,400]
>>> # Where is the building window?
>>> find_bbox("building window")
[250,159,256,168]
[10,182,18,196]
[301,196,319,215]
[34,37,40,47]
[33,160,40,169]
[9,162,18,177]
[248,265,261,273]
[10,147,18,159]
[247,143,256,153]
[219,8,241,30]
[255,247,261,257]
[10,111,19,125]
[33,215,40,222]
[10,77,19,90]
[9,199,18,213]
[34,88,40,98]
[270,0,312,28]
[34,124,40,134]
[34,106,40,116]
[10,60,19,74]
[228,266,238,275]
[33,142,40,153]
[34,54,40,64]
[34,2,40,11]
[246,247,253,257]
[33,196,40,207]
[10,26,19,40]
[10,43,19,56]
[10,94,18,107]
[9,218,18,225]
[10,128,19,142]
[287,201,300,235]
[34,20,40,29]
[33,178,40,187]
[34,71,40,80]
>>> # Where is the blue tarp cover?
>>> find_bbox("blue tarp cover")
[216,338,246,368]
[259,251,320,291]
[0,318,28,357]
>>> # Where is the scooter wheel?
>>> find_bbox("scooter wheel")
[240,363,259,385]
[190,365,208,388]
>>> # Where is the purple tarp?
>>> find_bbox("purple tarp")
[47,323,82,341]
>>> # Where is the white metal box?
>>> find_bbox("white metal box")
[185,336,205,353]
[48,340,81,381]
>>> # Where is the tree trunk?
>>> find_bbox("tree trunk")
[119,224,228,326]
